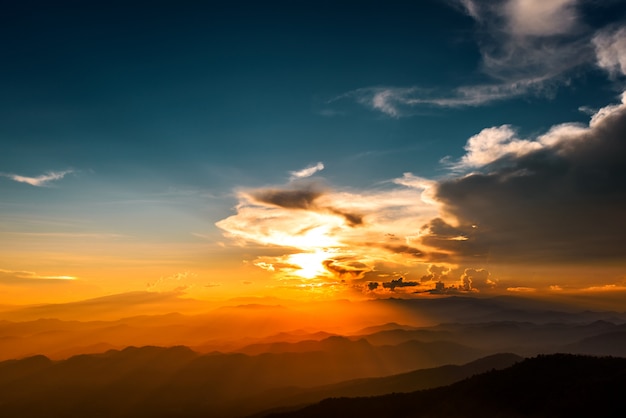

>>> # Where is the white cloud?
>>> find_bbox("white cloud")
[289,162,325,180]
[465,0,588,84]
[593,26,626,77]
[504,0,579,37]
[1,169,74,187]
[341,0,599,116]
[449,125,543,170]
[458,0,481,20]
[445,94,626,171]
[216,179,439,283]
[340,81,548,115]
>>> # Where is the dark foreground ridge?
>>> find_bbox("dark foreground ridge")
[265,354,626,418]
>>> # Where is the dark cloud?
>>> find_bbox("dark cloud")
[382,277,419,291]
[379,243,425,258]
[428,99,626,263]
[323,258,370,280]
[251,186,323,209]
[328,208,364,227]
[249,183,365,227]
[367,282,379,291]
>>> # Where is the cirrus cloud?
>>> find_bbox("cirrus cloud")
[0,169,74,187]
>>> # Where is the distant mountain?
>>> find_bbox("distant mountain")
[566,330,626,356]
[3,295,626,361]
[233,335,486,375]
[246,353,522,417]
[356,320,626,356]
[352,322,419,334]
[371,296,626,324]
[0,341,490,418]
[0,347,522,418]
[267,354,626,418]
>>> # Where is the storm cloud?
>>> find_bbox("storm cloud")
[428,94,626,263]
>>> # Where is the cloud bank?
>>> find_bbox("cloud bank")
[432,92,626,263]
[217,90,626,294]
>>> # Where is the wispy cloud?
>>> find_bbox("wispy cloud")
[289,162,325,180]
[593,26,626,78]
[1,169,74,187]
[335,0,623,116]
[336,79,552,116]
[0,269,77,284]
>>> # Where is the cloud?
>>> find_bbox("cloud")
[420,264,451,283]
[251,185,323,210]
[421,267,495,294]
[430,92,626,263]
[0,170,74,187]
[338,0,625,115]
[216,179,439,284]
[217,92,626,292]
[335,82,549,116]
[593,26,626,77]
[289,162,325,180]
[0,269,77,285]
[381,277,419,291]
[147,271,199,293]
[503,0,579,37]
[459,268,496,291]
[507,286,537,292]
[367,282,379,291]
[248,183,365,227]
[446,125,543,171]
[459,0,589,82]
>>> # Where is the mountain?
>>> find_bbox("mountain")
[266,354,626,418]
[0,347,523,418]
[566,330,626,356]
[246,353,522,417]
[0,340,492,418]
[356,320,626,356]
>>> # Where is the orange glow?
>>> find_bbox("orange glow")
[288,250,334,279]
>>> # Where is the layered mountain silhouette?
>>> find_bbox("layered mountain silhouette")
[265,354,626,418]
[2,295,626,417]
[0,348,521,418]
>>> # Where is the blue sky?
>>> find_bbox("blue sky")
[2,0,626,302]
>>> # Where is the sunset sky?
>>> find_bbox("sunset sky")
[1,0,626,306]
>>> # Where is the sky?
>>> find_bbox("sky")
[1,0,626,306]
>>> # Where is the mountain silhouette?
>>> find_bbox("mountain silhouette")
[246,353,522,417]
[265,354,626,418]
[0,346,519,418]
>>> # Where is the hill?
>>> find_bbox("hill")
[266,354,626,418]
[0,347,521,418]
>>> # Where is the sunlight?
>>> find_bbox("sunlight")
[288,250,334,279]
